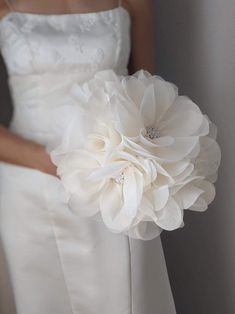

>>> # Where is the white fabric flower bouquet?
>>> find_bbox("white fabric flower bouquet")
[46,69,221,240]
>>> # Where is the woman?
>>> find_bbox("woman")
[0,0,176,313]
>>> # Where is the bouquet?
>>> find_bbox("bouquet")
[46,69,221,240]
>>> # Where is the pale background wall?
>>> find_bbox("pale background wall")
[0,1,235,313]
[155,0,235,313]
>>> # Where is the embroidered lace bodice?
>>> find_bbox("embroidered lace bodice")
[0,6,131,145]
[0,6,131,76]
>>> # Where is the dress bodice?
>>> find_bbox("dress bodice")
[0,7,131,76]
[0,6,131,144]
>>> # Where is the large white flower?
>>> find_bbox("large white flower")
[47,69,221,240]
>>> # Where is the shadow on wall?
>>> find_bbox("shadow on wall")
[155,1,235,313]
[0,57,12,126]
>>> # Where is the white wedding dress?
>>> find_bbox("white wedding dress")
[0,1,176,313]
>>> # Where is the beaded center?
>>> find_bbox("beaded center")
[145,126,161,139]
[113,172,124,184]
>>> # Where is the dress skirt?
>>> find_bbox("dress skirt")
[0,160,176,314]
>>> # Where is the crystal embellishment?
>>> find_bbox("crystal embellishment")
[113,172,125,184]
[145,126,161,139]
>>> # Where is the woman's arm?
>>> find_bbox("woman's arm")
[0,125,57,175]
[0,2,56,176]
[127,0,155,74]
[0,0,8,18]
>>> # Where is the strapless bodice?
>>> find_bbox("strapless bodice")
[0,7,131,76]
[0,7,131,144]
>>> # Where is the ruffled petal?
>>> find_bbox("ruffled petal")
[159,96,203,137]
[140,84,157,126]
[152,78,178,125]
[154,197,183,230]
[195,136,221,177]
[163,160,191,177]
[152,185,170,211]
[100,167,143,232]
[188,180,216,211]
[173,185,204,209]
[68,191,101,217]
[195,114,210,136]
[122,76,147,108]
[110,94,143,137]
[154,136,199,161]
[88,161,129,182]
[124,221,163,240]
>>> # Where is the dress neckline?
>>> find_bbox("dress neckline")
[0,6,130,23]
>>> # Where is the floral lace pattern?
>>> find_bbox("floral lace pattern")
[0,7,131,76]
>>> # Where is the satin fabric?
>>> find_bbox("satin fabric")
[0,6,176,314]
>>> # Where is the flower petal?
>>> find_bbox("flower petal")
[195,136,221,177]
[196,115,210,136]
[111,94,143,137]
[68,191,101,217]
[174,185,204,209]
[152,185,170,211]
[124,221,162,240]
[88,161,129,182]
[122,76,146,108]
[159,96,203,137]
[140,84,157,126]
[189,180,216,210]
[163,160,191,177]
[154,197,183,230]
[154,137,199,161]
[153,78,178,125]
[100,168,143,232]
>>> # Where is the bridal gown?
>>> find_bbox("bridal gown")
[0,3,176,314]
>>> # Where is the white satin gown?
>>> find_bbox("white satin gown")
[0,5,176,314]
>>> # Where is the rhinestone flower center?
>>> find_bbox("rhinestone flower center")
[113,172,125,184]
[145,126,161,140]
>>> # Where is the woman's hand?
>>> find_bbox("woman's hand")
[0,125,59,178]
[36,145,59,178]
